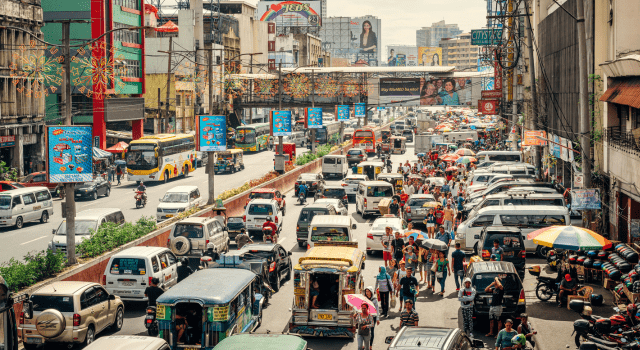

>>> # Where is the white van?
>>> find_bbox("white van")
[344,174,369,201]
[456,205,569,255]
[355,181,394,217]
[476,151,523,163]
[103,246,179,301]
[307,215,357,249]
[49,208,125,253]
[464,190,566,218]
[441,131,478,143]
[284,131,306,147]
[322,155,348,179]
[156,185,203,221]
[0,187,53,229]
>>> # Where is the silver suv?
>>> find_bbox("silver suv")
[169,217,230,259]
[404,194,437,223]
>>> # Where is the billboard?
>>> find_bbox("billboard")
[419,78,476,106]
[305,107,322,128]
[572,189,602,210]
[47,126,93,183]
[271,110,293,136]
[387,46,418,66]
[354,103,366,118]
[198,116,227,151]
[523,131,547,146]
[417,47,442,66]
[349,17,381,65]
[257,1,321,27]
[336,105,350,121]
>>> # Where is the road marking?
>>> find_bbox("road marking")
[21,236,49,245]
[278,237,287,244]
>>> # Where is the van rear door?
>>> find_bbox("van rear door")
[107,257,149,299]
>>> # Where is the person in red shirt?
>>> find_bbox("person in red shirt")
[430,151,439,162]
[435,206,445,226]
[262,216,278,243]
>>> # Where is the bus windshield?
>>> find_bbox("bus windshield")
[354,131,373,138]
[236,129,256,144]
[315,128,327,143]
[127,144,158,170]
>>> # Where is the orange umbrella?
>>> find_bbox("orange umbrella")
[156,20,179,33]
[456,148,476,156]
[105,141,129,153]
[440,154,460,162]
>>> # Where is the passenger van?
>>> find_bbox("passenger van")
[0,187,53,229]
[487,164,535,176]
[284,131,307,147]
[307,215,357,249]
[157,185,203,222]
[49,208,125,253]
[456,205,569,255]
[103,246,180,301]
[296,203,339,247]
[476,151,523,163]
[355,181,395,217]
[464,190,566,218]
[322,155,348,179]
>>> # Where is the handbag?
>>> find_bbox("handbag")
[436,271,444,278]
[390,295,397,308]
[431,263,438,272]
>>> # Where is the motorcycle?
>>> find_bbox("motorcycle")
[528,266,561,302]
[263,227,275,243]
[145,306,159,336]
[134,190,147,208]
[298,191,306,205]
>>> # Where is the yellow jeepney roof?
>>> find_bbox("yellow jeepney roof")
[218,149,243,155]
[295,245,365,273]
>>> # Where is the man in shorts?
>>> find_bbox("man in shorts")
[382,226,394,267]
[485,277,504,337]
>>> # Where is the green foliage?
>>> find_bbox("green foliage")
[0,250,66,292]
[295,144,333,165]
[0,161,17,181]
[589,74,601,83]
[76,217,157,258]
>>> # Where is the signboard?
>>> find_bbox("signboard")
[574,173,584,188]
[0,136,15,148]
[271,110,293,136]
[387,46,418,66]
[350,17,381,65]
[571,189,601,210]
[354,103,366,118]
[481,90,503,99]
[47,126,93,183]
[494,58,503,91]
[336,105,350,121]
[305,108,322,129]
[478,100,499,114]
[418,47,442,66]
[256,1,321,27]
[560,137,569,161]
[552,134,561,158]
[198,115,227,151]
[523,131,547,146]
[471,29,504,45]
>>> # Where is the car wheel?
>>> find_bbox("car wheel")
[536,245,550,258]
[105,188,111,197]
[92,191,98,200]
[83,326,95,347]
[284,263,292,280]
[298,241,305,248]
[271,276,280,292]
[15,216,23,229]
[40,211,49,224]
[111,307,124,331]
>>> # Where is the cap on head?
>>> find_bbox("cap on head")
[565,274,572,281]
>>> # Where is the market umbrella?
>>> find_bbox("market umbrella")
[527,226,612,251]
[405,231,428,241]
[344,294,378,315]
[456,156,477,164]
[440,153,460,162]
[92,147,112,160]
[105,141,129,153]
[155,20,179,33]
[463,142,473,147]
[446,166,458,171]
[421,238,448,251]
[455,148,476,157]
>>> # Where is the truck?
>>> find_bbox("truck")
[416,114,437,134]
[441,131,479,143]
[415,134,444,154]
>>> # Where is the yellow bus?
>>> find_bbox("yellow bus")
[126,134,196,183]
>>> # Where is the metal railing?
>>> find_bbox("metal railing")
[605,126,640,156]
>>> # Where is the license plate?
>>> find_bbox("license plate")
[165,214,174,218]
[317,313,333,320]
[115,290,132,294]
[122,281,134,286]
[76,194,81,197]
[504,251,514,257]
[26,338,42,344]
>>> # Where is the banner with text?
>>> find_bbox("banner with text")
[354,103,366,118]
[380,77,477,106]
[198,115,227,151]
[572,189,602,210]
[47,126,93,183]
[478,100,499,114]
[336,105,350,121]
[305,108,323,128]
[271,110,293,136]
[523,131,547,146]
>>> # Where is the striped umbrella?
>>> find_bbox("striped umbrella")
[527,226,612,251]
[456,148,476,156]
[456,156,477,164]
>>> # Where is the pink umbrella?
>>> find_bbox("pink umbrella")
[344,294,378,315]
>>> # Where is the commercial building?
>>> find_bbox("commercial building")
[416,20,462,48]
[438,33,479,71]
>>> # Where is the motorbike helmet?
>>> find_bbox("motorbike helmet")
[610,314,626,326]
[594,318,611,333]
[511,334,526,346]
[206,242,216,251]
[266,216,272,221]
[574,319,591,333]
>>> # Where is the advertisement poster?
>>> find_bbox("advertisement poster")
[418,77,475,106]
[387,46,418,66]
[552,134,561,158]
[354,103,366,118]
[271,110,293,136]
[417,47,442,66]
[523,131,547,146]
[572,189,602,210]
[350,17,380,63]
[198,116,227,152]
[47,126,93,183]
[306,108,322,129]
[256,1,321,27]
[336,105,350,121]
[494,58,503,91]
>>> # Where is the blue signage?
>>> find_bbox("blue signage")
[337,105,350,121]
[572,189,602,210]
[47,126,93,183]
[272,110,293,136]
[307,108,323,129]
[354,103,365,118]
[198,115,227,152]
[552,134,561,158]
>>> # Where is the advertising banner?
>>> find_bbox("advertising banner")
[494,58,503,91]
[420,77,475,106]
[478,100,499,114]
[523,131,547,146]
[198,116,227,151]
[387,46,418,66]
[0,136,15,148]
[418,47,442,66]
[478,65,495,90]
[47,126,93,183]
[271,110,293,136]
[354,103,366,118]
[471,29,504,45]
[481,90,503,99]
[560,137,569,161]
[552,134,561,158]
[336,105,350,121]
[257,1,321,27]
[305,108,323,129]
[572,189,602,210]
[350,17,380,65]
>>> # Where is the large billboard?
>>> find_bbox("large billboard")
[418,47,442,66]
[271,110,293,136]
[387,46,418,66]
[319,16,382,66]
[379,78,421,106]
[257,1,321,27]
[379,77,478,106]
[350,17,381,65]
[47,126,93,183]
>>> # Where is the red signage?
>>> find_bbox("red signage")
[481,90,503,99]
[494,52,503,91]
[478,100,499,114]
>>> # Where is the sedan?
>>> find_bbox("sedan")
[0,181,25,192]
[74,179,111,200]
[295,173,325,195]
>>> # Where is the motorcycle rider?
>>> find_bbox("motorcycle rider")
[298,183,309,204]
[177,258,193,282]
[136,181,148,203]
[262,216,278,243]
[144,277,164,307]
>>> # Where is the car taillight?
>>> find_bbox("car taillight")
[343,195,348,200]
[167,238,171,248]
[518,288,526,304]
[359,154,363,157]
[148,276,153,285]
[313,182,317,186]
[206,240,210,246]
[482,250,490,259]
[341,183,348,187]
[102,275,106,285]
[406,206,411,213]
[275,216,278,223]
[470,181,473,186]
[269,262,276,272]
[296,226,300,231]
[73,314,81,327]
[367,233,374,240]
[243,215,246,222]
[364,198,367,207]
[20,312,24,325]
[307,244,311,250]
[520,250,526,259]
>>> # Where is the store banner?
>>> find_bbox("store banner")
[478,99,498,114]
[571,189,601,210]
[494,58,503,91]
[354,103,366,118]
[197,115,227,151]
[568,140,575,164]
[305,107,323,129]
[523,131,547,146]
[550,133,561,158]
[271,110,293,137]
[336,105,350,121]
[560,137,569,161]
[47,126,93,183]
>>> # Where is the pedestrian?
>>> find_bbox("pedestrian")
[491,239,504,261]
[443,203,454,233]
[395,260,407,311]
[387,259,399,288]
[435,226,451,253]
[382,227,394,268]
[458,277,476,338]
[495,319,518,349]
[453,212,463,232]
[374,266,393,317]
[451,242,466,291]
[399,299,419,328]
[389,197,401,217]
[517,313,537,348]
[364,287,380,347]
[115,164,122,185]
[403,246,418,272]
[399,267,419,304]
[391,231,405,262]
[177,258,193,283]
[425,248,435,291]
[435,251,450,296]
[424,208,436,239]
[107,163,114,182]
[417,245,427,283]
[353,303,374,350]
[144,277,164,307]
[435,205,445,226]
[485,277,504,337]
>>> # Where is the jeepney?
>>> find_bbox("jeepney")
[213,334,307,350]
[377,173,404,193]
[356,161,384,181]
[215,149,244,174]
[390,136,407,154]
[289,242,365,338]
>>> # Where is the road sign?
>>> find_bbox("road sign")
[471,29,503,45]
[481,90,503,99]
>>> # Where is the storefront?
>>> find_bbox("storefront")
[0,124,45,177]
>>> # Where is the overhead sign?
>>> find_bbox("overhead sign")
[354,103,366,118]
[478,100,499,114]
[471,29,503,46]
[305,107,322,129]
[271,110,293,136]
[523,131,547,146]
[256,1,321,27]
[336,105,350,121]
[481,90,503,99]
[572,189,601,210]
[198,116,227,151]
[0,136,15,148]
[47,126,93,183]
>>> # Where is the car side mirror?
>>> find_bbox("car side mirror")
[472,339,485,348]
[352,224,357,229]
[288,251,292,256]
[474,234,480,239]
[52,229,56,235]
[23,300,34,320]
[109,294,116,300]
[385,336,394,344]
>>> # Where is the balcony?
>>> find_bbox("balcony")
[605,126,640,157]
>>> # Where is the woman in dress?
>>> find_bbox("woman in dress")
[360,20,378,52]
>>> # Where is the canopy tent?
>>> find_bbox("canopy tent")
[105,141,129,153]
[155,20,178,33]
[93,147,112,160]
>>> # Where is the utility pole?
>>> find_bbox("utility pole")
[192,45,200,133]
[525,0,542,180]
[206,48,216,205]
[577,0,591,189]
[310,68,316,154]
[164,37,173,133]
[362,73,368,126]
[277,62,283,156]
[157,88,161,132]
[61,21,76,265]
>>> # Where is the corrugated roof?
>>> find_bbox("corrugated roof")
[599,77,640,109]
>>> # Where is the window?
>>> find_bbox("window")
[122,59,141,78]
[31,295,74,313]
[93,287,109,303]
[113,23,141,44]
[109,258,147,275]
[471,215,494,227]
[151,256,160,272]
[173,224,204,238]
[164,252,177,266]
[480,199,500,209]
[22,194,35,205]
[115,0,140,10]
[35,190,51,202]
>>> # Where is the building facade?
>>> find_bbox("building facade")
[439,33,479,71]
[416,20,462,48]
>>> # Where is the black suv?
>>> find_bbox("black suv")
[385,327,485,349]
[466,261,526,321]
[315,185,348,206]
[236,243,293,292]
[474,226,526,277]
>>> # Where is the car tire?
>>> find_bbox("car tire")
[40,211,49,224]
[83,326,95,347]
[105,188,110,197]
[111,307,124,331]
[284,263,292,281]
[92,191,98,201]
[536,245,550,259]
[15,216,23,229]
[271,276,280,292]
[23,343,38,350]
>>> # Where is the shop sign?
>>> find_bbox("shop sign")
[481,90,503,99]
[0,136,15,148]
[571,188,601,210]
[478,100,498,114]
[523,131,547,146]
[574,173,584,188]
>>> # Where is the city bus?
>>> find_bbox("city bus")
[126,134,196,183]
[236,123,270,152]
[352,127,381,156]
[308,121,342,148]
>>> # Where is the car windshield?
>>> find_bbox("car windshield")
[173,224,204,238]
[322,189,345,197]
[484,234,523,249]
[236,129,256,144]
[56,220,98,235]
[109,258,147,275]
[407,198,434,207]
[348,150,361,155]
[324,157,337,164]
[162,193,189,203]
[366,186,393,197]
[310,227,349,242]
[298,175,317,181]
[10,183,24,188]
[0,196,10,209]
[241,249,274,260]
[248,204,273,215]
[31,295,74,313]
[472,273,521,292]
[371,222,400,231]
[80,182,98,187]
[298,209,326,222]
[250,192,274,200]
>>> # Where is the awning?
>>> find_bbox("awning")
[105,141,129,153]
[599,77,640,109]
[93,147,112,159]
[156,20,178,33]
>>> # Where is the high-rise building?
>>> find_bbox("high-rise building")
[439,33,479,71]
[416,20,462,47]
[321,0,327,21]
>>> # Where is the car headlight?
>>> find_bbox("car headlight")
[157,208,162,213]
